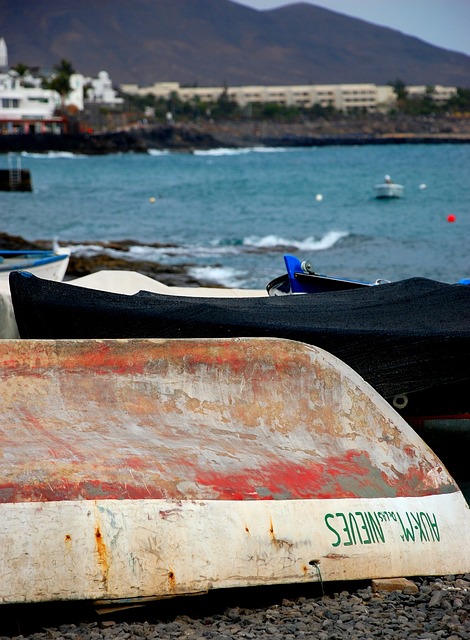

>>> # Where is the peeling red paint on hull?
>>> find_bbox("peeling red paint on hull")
[0,337,469,604]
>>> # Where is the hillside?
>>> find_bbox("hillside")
[2,0,470,87]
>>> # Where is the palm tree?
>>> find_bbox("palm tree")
[47,58,75,106]
[11,62,30,77]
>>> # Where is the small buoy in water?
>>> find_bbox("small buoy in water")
[419,183,427,190]
[447,214,456,223]
[315,194,323,201]
[149,196,156,203]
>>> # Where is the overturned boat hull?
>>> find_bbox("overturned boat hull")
[0,337,469,605]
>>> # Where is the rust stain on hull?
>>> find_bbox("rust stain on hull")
[95,525,109,585]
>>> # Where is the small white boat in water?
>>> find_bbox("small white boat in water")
[375,175,404,199]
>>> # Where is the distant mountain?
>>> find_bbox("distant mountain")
[2,0,470,88]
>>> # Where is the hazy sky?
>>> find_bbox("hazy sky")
[234,0,470,57]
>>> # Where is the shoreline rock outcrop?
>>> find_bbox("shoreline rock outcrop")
[0,232,221,287]
[1,115,470,155]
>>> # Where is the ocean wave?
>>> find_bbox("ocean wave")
[70,244,174,262]
[20,151,87,159]
[70,231,349,263]
[70,242,242,262]
[188,265,246,288]
[242,230,349,251]
[193,146,288,157]
[250,146,289,153]
[147,149,170,156]
[193,148,251,157]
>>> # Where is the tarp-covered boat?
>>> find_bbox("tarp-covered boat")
[1,336,469,605]
[266,256,470,481]
[10,271,470,402]
[0,248,70,338]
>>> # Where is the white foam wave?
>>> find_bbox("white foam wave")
[129,243,242,259]
[20,151,86,159]
[70,243,241,263]
[147,149,170,156]
[188,265,246,288]
[243,230,348,251]
[193,148,251,157]
[251,146,288,153]
[71,244,176,262]
[71,231,348,264]
[193,146,288,157]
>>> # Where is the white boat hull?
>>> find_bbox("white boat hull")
[0,337,468,604]
[0,250,70,282]
[70,270,267,297]
[1,492,463,604]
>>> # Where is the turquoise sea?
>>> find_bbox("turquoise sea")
[1,143,469,287]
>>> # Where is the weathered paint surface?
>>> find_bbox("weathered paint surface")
[0,337,469,604]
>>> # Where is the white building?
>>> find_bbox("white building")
[66,71,124,111]
[0,37,65,132]
[120,81,454,113]
[0,70,63,134]
[406,84,457,104]
[67,73,86,111]
[0,38,7,69]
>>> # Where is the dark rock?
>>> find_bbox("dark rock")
[1,118,470,156]
[0,232,45,251]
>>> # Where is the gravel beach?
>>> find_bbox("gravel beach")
[2,575,469,640]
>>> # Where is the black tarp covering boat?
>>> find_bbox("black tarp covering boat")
[10,271,470,403]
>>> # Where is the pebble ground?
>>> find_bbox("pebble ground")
[2,575,469,640]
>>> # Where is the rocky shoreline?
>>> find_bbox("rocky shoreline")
[1,115,470,155]
[2,575,470,639]
[0,232,211,287]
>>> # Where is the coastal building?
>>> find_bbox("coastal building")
[66,70,124,111]
[0,38,7,70]
[0,70,64,134]
[0,38,65,133]
[0,37,123,133]
[0,65,123,134]
[120,81,456,113]
[406,84,458,104]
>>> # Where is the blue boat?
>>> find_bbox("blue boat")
[0,249,70,282]
[267,254,388,295]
